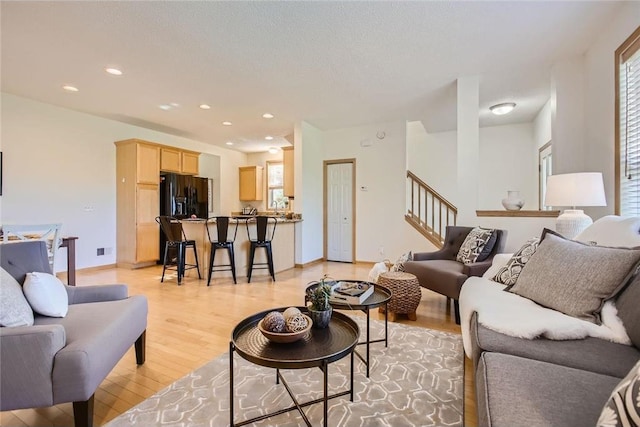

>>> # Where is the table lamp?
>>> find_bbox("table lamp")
[544,172,607,239]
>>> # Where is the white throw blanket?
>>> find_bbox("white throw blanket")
[459,276,631,358]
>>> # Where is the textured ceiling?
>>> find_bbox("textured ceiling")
[0,1,622,153]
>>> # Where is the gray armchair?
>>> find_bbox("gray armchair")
[0,241,148,427]
[403,226,507,324]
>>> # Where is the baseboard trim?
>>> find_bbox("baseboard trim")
[355,260,376,266]
[294,258,324,268]
[56,263,117,280]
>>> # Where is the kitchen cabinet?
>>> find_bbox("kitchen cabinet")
[160,147,200,175]
[282,146,294,197]
[239,166,264,201]
[160,147,181,173]
[181,151,200,175]
[115,139,160,268]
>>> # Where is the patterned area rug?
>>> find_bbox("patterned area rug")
[106,316,463,427]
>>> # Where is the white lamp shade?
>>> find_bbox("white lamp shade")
[544,172,607,208]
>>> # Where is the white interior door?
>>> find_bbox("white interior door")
[327,162,353,262]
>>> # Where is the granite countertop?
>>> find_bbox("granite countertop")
[180,216,302,224]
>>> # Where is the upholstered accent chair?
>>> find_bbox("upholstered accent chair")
[403,226,507,324]
[0,241,148,427]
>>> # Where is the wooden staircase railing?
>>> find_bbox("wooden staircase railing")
[405,170,457,247]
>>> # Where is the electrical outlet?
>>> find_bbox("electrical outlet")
[104,247,113,255]
[97,248,105,256]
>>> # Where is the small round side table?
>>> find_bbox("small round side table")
[377,271,421,321]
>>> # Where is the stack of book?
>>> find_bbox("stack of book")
[329,281,374,304]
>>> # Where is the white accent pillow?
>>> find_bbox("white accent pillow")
[482,253,514,280]
[0,267,34,327]
[23,272,68,317]
[575,215,640,248]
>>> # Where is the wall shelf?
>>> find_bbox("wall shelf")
[476,210,560,218]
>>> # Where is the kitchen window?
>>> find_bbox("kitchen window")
[266,161,284,210]
[616,26,640,216]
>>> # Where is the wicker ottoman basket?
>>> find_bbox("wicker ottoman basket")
[377,271,421,321]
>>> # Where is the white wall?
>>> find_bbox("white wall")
[533,99,552,150]
[456,76,481,225]
[478,123,537,210]
[323,120,428,262]
[406,121,457,203]
[199,153,221,216]
[408,122,538,212]
[295,121,325,265]
[1,93,247,272]
[583,1,640,219]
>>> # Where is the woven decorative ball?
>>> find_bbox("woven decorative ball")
[262,311,286,333]
[285,313,308,332]
[283,307,302,321]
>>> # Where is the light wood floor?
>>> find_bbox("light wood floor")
[1,262,476,427]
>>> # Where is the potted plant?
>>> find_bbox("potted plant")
[306,275,334,329]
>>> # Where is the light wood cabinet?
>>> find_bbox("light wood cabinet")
[181,151,199,175]
[160,147,181,173]
[239,166,264,201]
[282,146,294,198]
[115,139,160,268]
[160,147,200,175]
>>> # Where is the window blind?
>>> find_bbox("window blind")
[619,30,640,217]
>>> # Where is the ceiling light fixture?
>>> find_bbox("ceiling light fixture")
[265,136,274,141]
[170,103,180,107]
[159,104,172,110]
[268,147,278,154]
[62,85,79,92]
[105,67,123,76]
[222,121,232,126]
[199,104,211,110]
[490,102,516,115]
[262,113,274,119]
[226,141,234,146]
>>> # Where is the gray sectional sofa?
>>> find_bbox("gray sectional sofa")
[0,240,148,427]
[470,273,639,427]
[461,224,640,426]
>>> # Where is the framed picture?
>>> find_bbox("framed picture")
[208,178,213,213]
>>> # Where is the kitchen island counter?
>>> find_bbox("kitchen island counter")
[180,217,299,280]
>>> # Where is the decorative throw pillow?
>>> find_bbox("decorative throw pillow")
[507,229,640,324]
[493,238,540,287]
[456,227,495,265]
[391,251,413,272]
[23,272,69,317]
[596,359,640,427]
[0,267,34,327]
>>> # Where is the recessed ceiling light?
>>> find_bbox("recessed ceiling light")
[265,136,274,141]
[105,67,123,76]
[170,103,180,107]
[268,147,278,154]
[262,113,274,119]
[490,102,516,115]
[225,141,234,146]
[159,104,172,110]
[62,85,79,92]
[199,104,211,110]
[222,121,232,126]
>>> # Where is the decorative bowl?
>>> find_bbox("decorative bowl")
[258,314,313,343]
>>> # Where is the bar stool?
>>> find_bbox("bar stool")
[155,216,201,285]
[246,216,278,283]
[205,216,238,285]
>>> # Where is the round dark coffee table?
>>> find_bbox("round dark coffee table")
[230,307,359,427]
[305,281,392,377]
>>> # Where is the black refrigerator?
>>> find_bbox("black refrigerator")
[159,173,209,261]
